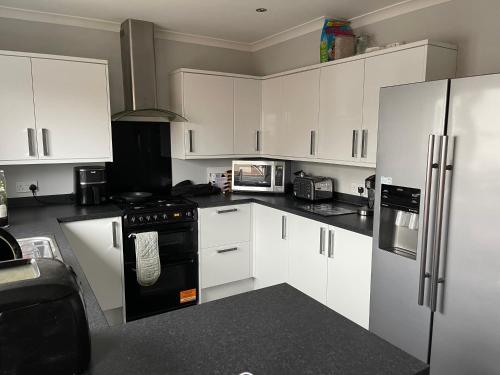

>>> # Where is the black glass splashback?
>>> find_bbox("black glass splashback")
[106,122,172,195]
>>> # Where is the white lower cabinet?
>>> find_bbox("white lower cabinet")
[61,217,124,325]
[288,215,328,304]
[253,205,289,289]
[326,227,372,329]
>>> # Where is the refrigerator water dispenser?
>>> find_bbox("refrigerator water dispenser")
[378,185,421,260]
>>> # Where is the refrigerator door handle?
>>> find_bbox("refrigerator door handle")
[418,134,437,306]
[430,135,452,312]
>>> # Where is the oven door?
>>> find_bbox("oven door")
[232,161,275,192]
[123,222,198,322]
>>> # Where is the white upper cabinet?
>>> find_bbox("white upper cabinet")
[0,50,112,165]
[281,69,320,158]
[31,58,112,161]
[234,78,262,155]
[261,76,284,156]
[288,214,328,304]
[183,73,234,156]
[318,60,365,162]
[0,54,37,162]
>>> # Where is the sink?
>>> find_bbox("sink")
[17,235,63,262]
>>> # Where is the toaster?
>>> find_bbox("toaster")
[293,175,334,201]
[0,258,90,375]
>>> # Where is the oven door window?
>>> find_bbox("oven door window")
[233,164,272,188]
[124,256,198,322]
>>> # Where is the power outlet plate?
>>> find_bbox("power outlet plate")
[351,183,367,197]
[16,181,38,193]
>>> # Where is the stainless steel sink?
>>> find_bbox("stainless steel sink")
[17,235,63,262]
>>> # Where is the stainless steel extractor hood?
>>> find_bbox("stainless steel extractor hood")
[112,19,187,122]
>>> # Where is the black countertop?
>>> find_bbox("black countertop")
[88,284,428,375]
[190,193,373,237]
[4,202,123,330]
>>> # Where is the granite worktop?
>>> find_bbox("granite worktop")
[190,193,373,237]
[88,284,428,375]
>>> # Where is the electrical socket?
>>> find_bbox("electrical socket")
[350,182,367,197]
[16,181,38,193]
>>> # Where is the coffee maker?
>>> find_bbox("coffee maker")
[74,166,107,205]
[357,175,376,216]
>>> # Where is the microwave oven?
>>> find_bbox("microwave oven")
[232,160,290,193]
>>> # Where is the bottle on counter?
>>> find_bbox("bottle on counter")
[0,170,8,228]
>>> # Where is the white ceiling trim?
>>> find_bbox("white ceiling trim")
[0,0,452,52]
[349,0,452,28]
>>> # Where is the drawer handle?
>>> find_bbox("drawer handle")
[216,208,238,214]
[217,247,238,254]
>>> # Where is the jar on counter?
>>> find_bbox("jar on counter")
[0,170,8,228]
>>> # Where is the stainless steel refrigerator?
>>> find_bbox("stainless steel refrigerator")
[370,74,500,375]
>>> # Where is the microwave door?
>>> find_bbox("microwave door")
[233,163,273,192]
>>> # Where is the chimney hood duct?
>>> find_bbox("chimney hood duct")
[112,19,187,122]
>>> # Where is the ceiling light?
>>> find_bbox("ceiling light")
[256,8,267,13]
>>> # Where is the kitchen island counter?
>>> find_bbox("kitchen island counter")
[89,284,428,375]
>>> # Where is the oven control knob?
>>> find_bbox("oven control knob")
[186,211,192,217]
[146,215,151,222]
[162,213,168,220]
[130,216,136,223]
[153,214,158,221]
[138,216,144,223]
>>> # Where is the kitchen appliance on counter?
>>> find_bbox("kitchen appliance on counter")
[357,174,376,216]
[0,258,90,374]
[116,196,199,322]
[370,76,500,374]
[232,160,290,193]
[74,166,107,206]
[0,228,22,262]
[293,173,334,201]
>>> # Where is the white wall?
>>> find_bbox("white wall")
[172,159,232,185]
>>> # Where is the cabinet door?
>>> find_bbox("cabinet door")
[318,60,365,162]
[61,217,123,312]
[282,69,320,158]
[288,215,328,304]
[253,205,289,289]
[261,77,284,156]
[0,55,38,162]
[31,58,112,161]
[327,227,372,329]
[234,78,261,155]
[362,47,426,163]
[183,73,234,156]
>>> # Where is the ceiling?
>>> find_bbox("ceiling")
[0,0,405,43]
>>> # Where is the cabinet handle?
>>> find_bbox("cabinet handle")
[281,215,287,240]
[188,129,194,153]
[328,229,335,258]
[216,208,238,214]
[112,221,119,248]
[352,130,358,158]
[319,227,326,255]
[41,128,49,156]
[310,130,316,156]
[27,128,36,157]
[217,247,238,254]
[256,130,261,152]
[361,129,368,158]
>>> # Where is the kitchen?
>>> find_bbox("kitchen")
[0,0,499,374]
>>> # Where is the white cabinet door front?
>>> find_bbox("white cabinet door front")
[183,73,234,156]
[282,69,320,158]
[261,77,284,156]
[253,205,289,289]
[327,227,372,329]
[362,47,426,163]
[288,215,328,304]
[61,217,123,312]
[0,54,38,162]
[234,78,261,155]
[318,60,365,162]
[31,58,112,161]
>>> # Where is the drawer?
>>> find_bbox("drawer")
[199,204,251,248]
[201,242,251,288]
